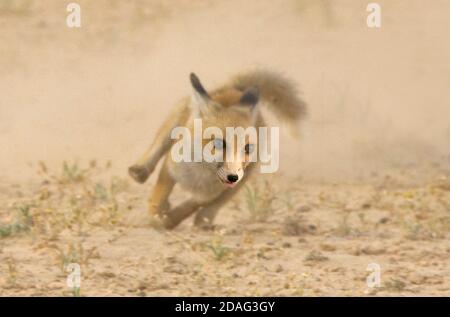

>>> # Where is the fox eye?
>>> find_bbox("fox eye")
[244,143,254,155]
[214,138,226,150]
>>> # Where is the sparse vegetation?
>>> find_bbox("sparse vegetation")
[5,256,18,286]
[71,287,81,297]
[383,278,407,292]
[49,242,99,273]
[303,250,329,263]
[0,203,34,238]
[238,180,277,222]
[204,236,231,261]
[0,158,449,296]
[334,212,354,237]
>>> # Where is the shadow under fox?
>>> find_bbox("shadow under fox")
[129,70,306,229]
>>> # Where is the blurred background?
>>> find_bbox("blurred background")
[1,0,449,182]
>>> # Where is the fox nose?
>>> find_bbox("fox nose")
[227,174,239,183]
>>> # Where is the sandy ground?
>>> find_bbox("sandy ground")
[0,0,449,296]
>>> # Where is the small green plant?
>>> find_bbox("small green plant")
[71,287,81,297]
[383,278,406,292]
[280,191,296,212]
[5,256,18,285]
[63,286,82,297]
[93,177,127,226]
[94,176,128,202]
[334,212,352,237]
[52,244,81,271]
[0,203,34,238]
[242,181,277,222]
[205,237,231,261]
[61,161,87,183]
[49,242,98,273]
[0,224,15,238]
[404,222,424,240]
[94,183,109,201]
[403,217,449,240]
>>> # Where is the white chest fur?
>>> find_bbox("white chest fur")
[168,160,226,203]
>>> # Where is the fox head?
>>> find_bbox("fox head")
[189,73,259,188]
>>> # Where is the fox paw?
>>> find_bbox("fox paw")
[194,222,217,231]
[148,214,167,231]
[194,217,217,231]
[147,214,177,230]
[128,164,151,183]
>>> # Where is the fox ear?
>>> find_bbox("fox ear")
[240,87,259,107]
[190,73,210,98]
[239,87,259,122]
[190,73,214,117]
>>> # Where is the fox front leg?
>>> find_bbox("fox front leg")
[128,127,175,184]
[129,102,191,183]
[129,143,167,184]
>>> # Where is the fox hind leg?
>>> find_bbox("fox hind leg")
[162,199,201,230]
[193,187,242,230]
[193,191,237,230]
[194,163,256,229]
[146,158,201,230]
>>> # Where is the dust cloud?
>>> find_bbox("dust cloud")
[1,0,449,182]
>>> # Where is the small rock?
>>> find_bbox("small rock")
[282,216,304,236]
[361,202,371,209]
[46,282,62,290]
[304,250,329,263]
[297,205,311,212]
[364,288,378,295]
[409,274,427,285]
[98,271,116,278]
[320,243,336,252]
[308,224,317,231]
[163,264,185,274]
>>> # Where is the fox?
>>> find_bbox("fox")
[128,69,306,230]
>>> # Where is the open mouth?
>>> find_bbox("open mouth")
[218,176,237,188]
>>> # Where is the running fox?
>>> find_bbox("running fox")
[128,70,306,229]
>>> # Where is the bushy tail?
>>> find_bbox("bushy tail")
[231,69,307,133]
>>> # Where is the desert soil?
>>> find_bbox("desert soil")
[0,0,449,296]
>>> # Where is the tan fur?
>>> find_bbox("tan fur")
[231,69,307,135]
[129,70,306,229]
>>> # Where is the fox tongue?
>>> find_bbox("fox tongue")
[225,181,236,188]
[219,176,237,188]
